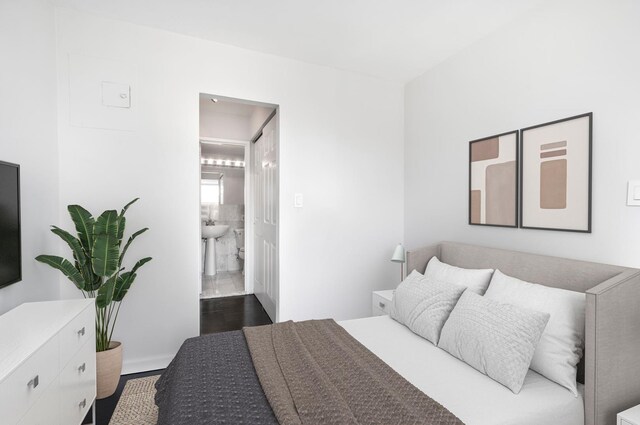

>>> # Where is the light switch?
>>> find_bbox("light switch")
[628,181,640,206]
[294,193,304,208]
[101,81,131,108]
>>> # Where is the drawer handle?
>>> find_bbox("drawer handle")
[77,327,86,337]
[27,375,39,390]
[78,363,86,373]
[79,398,87,409]
[378,301,386,309]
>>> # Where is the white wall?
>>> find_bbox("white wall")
[405,0,640,268]
[199,98,253,141]
[0,0,60,314]
[221,168,244,205]
[55,8,404,373]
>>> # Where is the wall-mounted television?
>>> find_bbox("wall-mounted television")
[0,161,21,288]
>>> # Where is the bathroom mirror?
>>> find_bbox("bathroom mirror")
[201,174,224,205]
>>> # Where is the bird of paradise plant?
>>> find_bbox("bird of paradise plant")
[36,198,152,352]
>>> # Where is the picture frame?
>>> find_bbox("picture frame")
[468,130,519,228]
[520,112,592,233]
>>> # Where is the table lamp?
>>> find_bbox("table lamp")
[391,243,406,282]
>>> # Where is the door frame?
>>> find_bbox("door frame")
[199,137,254,295]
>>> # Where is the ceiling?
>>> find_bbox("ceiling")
[199,94,274,118]
[53,0,548,82]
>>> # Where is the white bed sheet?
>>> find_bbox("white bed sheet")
[339,315,584,425]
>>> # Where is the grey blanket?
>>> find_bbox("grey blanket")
[154,330,278,425]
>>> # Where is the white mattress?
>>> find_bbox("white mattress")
[339,315,584,425]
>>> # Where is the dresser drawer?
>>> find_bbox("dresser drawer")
[60,304,94,368]
[371,307,387,317]
[372,292,392,315]
[0,335,60,425]
[17,377,60,425]
[60,340,96,425]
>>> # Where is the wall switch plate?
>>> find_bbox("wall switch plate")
[628,181,640,206]
[294,193,304,208]
[101,81,131,108]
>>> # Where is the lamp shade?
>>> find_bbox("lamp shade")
[391,243,406,263]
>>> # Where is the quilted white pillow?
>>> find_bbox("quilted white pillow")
[438,291,550,394]
[484,270,586,395]
[424,256,494,295]
[390,270,467,344]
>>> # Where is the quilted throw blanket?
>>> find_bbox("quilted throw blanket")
[155,319,464,425]
[244,319,464,425]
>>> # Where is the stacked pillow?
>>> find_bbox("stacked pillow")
[483,270,585,395]
[389,256,585,395]
[390,270,466,345]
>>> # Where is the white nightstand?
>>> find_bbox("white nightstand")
[619,405,640,425]
[372,290,394,316]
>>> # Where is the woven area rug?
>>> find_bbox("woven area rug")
[109,376,159,425]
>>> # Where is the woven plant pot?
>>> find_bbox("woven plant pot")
[96,341,122,399]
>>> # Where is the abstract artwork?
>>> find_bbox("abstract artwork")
[469,131,518,227]
[520,113,592,232]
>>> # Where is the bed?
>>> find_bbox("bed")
[156,241,640,425]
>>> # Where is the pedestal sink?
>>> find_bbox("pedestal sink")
[202,225,229,276]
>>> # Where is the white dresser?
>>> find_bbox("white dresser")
[0,299,96,425]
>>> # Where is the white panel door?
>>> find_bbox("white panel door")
[252,113,278,321]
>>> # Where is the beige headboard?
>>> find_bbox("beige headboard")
[407,241,640,425]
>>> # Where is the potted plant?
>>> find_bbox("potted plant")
[36,199,152,399]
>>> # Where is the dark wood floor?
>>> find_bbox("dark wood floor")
[200,294,273,335]
[89,294,272,425]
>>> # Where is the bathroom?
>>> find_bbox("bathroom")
[200,142,246,298]
[199,94,277,301]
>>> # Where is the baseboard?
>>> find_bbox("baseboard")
[122,354,174,375]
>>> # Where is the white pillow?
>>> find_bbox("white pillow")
[438,291,550,394]
[424,256,494,295]
[390,270,467,344]
[484,270,585,395]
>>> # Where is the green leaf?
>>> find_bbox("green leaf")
[67,205,95,252]
[115,215,126,246]
[80,263,100,291]
[96,275,117,308]
[36,255,85,290]
[131,257,152,275]
[94,210,119,237]
[113,272,136,302]
[119,228,148,265]
[92,234,120,277]
[50,226,86,266]
[120,198,139,217]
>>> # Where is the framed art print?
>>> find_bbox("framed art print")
[520,113,592,232]
[469,131,518,227]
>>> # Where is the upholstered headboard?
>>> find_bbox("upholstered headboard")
[407,241,640,425]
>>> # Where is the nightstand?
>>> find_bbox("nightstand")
[619,405,640,425]
[372,290,394,316]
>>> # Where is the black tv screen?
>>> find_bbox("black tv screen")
[0,161,21,288]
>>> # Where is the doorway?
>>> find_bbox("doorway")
[198,94,279,323]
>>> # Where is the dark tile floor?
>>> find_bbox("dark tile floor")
[89,294,272,425]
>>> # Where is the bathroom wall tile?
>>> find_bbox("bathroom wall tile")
[227,254,240,271]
